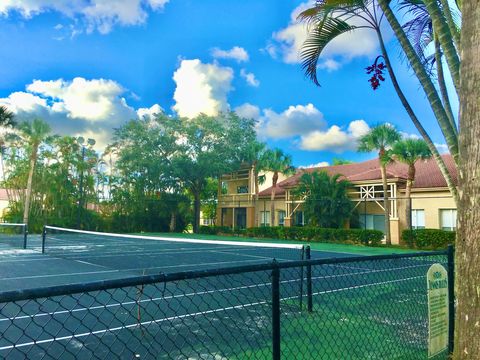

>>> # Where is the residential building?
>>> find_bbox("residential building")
[217,155,457,244]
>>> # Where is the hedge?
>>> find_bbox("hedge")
[402,229,455,250]
[199,225,384,246]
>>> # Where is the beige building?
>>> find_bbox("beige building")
[217,155,457,245]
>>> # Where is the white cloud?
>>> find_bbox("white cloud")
[0,0,169,34]
[172,59,234,118]
[240,69,260,87]
[299,120,370,152]
[299,161,329,168]
[0,77,141,149]
[137,104,163,120]
[257,103,326,139]
[435,143,449,154]
[211,46,249,62]
[234,103,261,120]
[267,1,378,68]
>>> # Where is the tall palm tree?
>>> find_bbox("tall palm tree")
[298,0,459,203]
[0,106,16,201]
[264,148,295,226]
[20,119,51,226]
[377,0,459,164]
[391,139,432,229]
[245,141,270,226]
[358,124,401,244]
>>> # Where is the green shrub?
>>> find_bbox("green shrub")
[401,229,455,249]
[198,226,232,235]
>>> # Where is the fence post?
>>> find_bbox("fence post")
[41,226,47,254]
[271,261,281,360]
[447,244,455,355]
[23,225,28,249]
[306,246,313,313]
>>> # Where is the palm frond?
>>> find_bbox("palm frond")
[300,17,356,86]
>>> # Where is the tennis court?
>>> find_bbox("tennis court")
[0,225,451,359]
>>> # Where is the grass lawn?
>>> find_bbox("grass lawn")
[137,231,419,256]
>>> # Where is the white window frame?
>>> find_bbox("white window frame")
[411,209,425,229]
[260,211,270,226]
[440,209,457,231]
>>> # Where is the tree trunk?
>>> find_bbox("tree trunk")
[379,162,391,245]
[377,29,459,204]
[434,37,457,134]
[23,143,39,226]
[439,0,460,48]
[169,211,176,232]
[254,164,260,227]
[405,165,415,230]
[453,0,480,357]
[192,191,201,233]
[378,0,459,164]
[270,171,278,226]
[423,0,460,92]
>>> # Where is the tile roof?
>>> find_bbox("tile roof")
[258,154,457,197]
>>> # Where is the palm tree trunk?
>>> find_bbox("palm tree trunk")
[378,0,459,164]
[454,0,480,356]
[434,37,457,134]
[23,143,39,225]
[254,164,260,227]
[423,0,460,92]
[380,162,391,245]
[377,30,458,204]
[439,0,460,48]
[270,172,278,226]
[405,165,415,230]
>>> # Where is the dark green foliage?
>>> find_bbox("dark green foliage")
[294,171,353,228]
[402,229,455,249]
[200,225,383,246]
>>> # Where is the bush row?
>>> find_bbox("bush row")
[402,229,455,250]
[199,225,384,246]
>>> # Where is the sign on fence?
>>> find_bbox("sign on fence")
[427,263,449,358]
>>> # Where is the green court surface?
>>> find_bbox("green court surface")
[137,231,417,256]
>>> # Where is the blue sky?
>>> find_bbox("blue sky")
[0,0,454,167]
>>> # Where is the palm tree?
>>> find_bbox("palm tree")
[377,0,459,164]
[298,0,459,203]
[391,139,432,229]
[358,124,401,244]
[20,119,51,226]
[264,148,295,226]
[295,171,353,228]
[245,141,270,226]
[0,106,16,201]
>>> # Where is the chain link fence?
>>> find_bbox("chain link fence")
[0,249,453,359]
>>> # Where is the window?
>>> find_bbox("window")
[411,209,425,229]
[294,211,304,226]
[237,185,248,194]
[202,219,210,225]
[260,211,270,226]
[278,210,286,226]
[440,209,457,231]
[359,214,386,233]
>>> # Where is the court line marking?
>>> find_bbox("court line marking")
[0,274,424,351]
[0,261,431,323]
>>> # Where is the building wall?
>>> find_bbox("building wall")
[410,190,456,229]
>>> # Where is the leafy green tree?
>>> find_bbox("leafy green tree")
[0,106,15,127]
[391,138,432,228]
[263,148,295,226]
[171,112,256,233]
[19,119,51,227]
[0,106,16,201]
[358,124,401,244]
[298,0,458,202]
[332,158,353,165]
[295,171,353,228]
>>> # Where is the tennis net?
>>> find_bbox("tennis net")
[41,226,309,273]
[0,223,27,249]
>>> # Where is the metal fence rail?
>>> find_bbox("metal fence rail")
[0,249,453,359]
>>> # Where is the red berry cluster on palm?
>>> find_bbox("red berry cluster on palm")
[366,56,387,90]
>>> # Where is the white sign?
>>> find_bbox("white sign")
[427,263,449,358]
